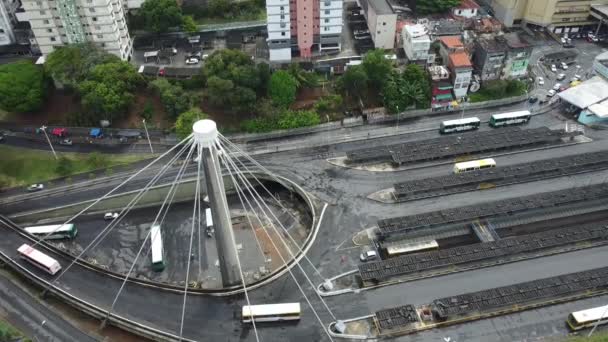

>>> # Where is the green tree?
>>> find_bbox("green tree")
[0,61,46,113]
[181,15,198,34]
[206,76,234,107]
[416,0,462,14]
[45,44,119,86]
[362,49,393,90]
[139,0,183,33]
[175,107,207,139]
[149,79,195,119]
[341,65,368,100]
[256,62,271,96]
[269,70,297,108]
[287,63,318,89]
[55,157,74,177]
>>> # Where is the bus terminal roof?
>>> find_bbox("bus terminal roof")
[558,76,608,109]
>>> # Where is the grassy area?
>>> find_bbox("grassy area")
[195,10,266,26]
[0,145,149,188]
[0,319,31,342]
[469,79,528,103]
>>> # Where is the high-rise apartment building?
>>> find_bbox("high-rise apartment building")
[491,0,608,34]
[0,0,20,45]
[15,0,132,60]
[266,0,342,62]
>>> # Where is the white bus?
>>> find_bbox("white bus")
[205,208,214,228]
[24,224,77,240]
[567,305,608,331]
[386,240,439,258]
[453,158,496,174]
[17,244,62,275]
[242,303,301,323]
[439,117,481,134]
[489,110,531,127]
[150,224,165,272]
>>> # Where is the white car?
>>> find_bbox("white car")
[547,89,557,97]
[553,83,562,91]
[104,212,119,220]
[551,64,557,72]
[185,58,199,65]
[359,250,378,262]
[537,77,544,85]
[561,62,568,70]
[202,54,209,60]
[574,74,581,80]
[27,184,44,192]
[556,73,566,81]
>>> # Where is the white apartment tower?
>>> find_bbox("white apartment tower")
[0,0,20,45]
[16,0,132,60]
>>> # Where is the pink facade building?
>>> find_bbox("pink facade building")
[267,0,342,62]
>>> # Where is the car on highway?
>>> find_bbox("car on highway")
[553,83,562,91]
[104,212,119,220]
[557,73,565,81]
[537,77,544,85]
[59,139,72,146]
[551,64,557,72]
[561,62,569,70]
[360,250,378,262]
[27,184,44,192]
[185,58,199,65]
[354,29,369,35]
[547,89,557,97]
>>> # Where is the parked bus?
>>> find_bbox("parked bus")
[24,224,77,240]
[385,240,439,258]
[242,303,301,323]
[17,244,62,275]
[489,110,531,127]
[150,224,165,272]
[453,158,496,174]
[439,117,481,134]
[567,305,608,331]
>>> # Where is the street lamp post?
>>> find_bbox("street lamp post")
[396,105,400,132]
[40,125,58,160]
[142,119,154,154]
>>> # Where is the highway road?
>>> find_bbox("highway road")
[3,98,608,341]
[0,271,98,342]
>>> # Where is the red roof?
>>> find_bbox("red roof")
[457,0,480,10]
[439,36,463,48]
[432,87,452,96]
[449,51,472,68]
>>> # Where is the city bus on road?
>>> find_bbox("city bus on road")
[150,224,165,272]
[567,305,608,331]
[489,110,531,127]
[385,240,439,258]
[17,244,62,275]
[242,303,301,323]
[24,224,77,240]
[453,158,497,174]
[439,117,481,134]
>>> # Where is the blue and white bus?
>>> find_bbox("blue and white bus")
[24,224,78,240]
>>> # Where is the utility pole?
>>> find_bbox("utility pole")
[142,119,154,154]
[40,125,58,160]
[395,105,400,132]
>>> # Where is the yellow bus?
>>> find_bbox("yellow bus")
[453,158,496,174]
[567,305,608,331]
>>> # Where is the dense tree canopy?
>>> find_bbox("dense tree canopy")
[362,49,393,90]
[0,61,46,113]
[181,15,198,34]
[45,44,119,86]
[269,70,297,108]
[149,79,196,119]
[175,108,207,139]
[201,49,264,112]
[139,0,183,33]
[340,65,368,100]
[382,64,431,113]
[416,0,462,14]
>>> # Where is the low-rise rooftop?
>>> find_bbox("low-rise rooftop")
[449,51,472,68]
[457,0,480,10]
[439,36,464,49]
[476,37,507,53]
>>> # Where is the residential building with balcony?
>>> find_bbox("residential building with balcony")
[490,0,608,34]
[402,23,431,63]
[452,0,480,19]
[15,0,132,60]
[267,0,342,62]
[448,51,473,99]
[0,0,20,45]
[473,36,506,81]
[500,32,532,79]
[438,35,464,65]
